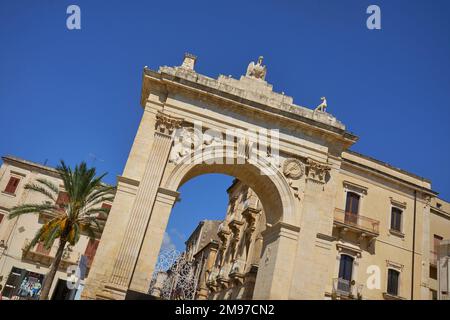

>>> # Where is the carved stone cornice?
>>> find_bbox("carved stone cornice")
[155,111,183,135]
[306,158,331,184]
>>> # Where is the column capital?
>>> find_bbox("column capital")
[305,158,331,184]
[155,111,183,135]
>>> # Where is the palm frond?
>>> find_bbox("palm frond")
[43,222,62,249]
[24,183,56,202]
[9,203,58,219]
[84,186,116,207]
[80,223,97,240]
[68,222,80,246]
[81,207,110,218]
[83,195,115,212]
[35,178,59,195]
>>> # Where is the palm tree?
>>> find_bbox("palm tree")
[9,161,115,300]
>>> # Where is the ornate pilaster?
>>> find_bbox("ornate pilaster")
[107,112,183,294]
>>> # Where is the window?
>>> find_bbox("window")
[390,207,403,232]
[36,241,51,255]
[339,255,354,281]
[84,239,100,268]
[56,191,69,210]
[345,192,360,215]
[431,235,443,266]
[4,176,20,194]
[431,289,437,300]
[338,254,354,293]
[434,235,443,253]
[387,269,400,296]
[345,192,360,224]
[0,213,4,224]
[98,203,111,221]
[429,265,437,280]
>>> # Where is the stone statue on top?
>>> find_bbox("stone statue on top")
[246,56,267,80]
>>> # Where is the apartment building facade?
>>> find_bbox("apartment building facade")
[185,166,450,300]
[0,156,111,300]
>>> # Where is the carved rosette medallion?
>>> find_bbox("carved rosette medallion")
[305,158,331,184]
[155,111,183,135]
[282,158,304,180]
[282,158,304,199]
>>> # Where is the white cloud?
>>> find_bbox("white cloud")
[161,231,176,252]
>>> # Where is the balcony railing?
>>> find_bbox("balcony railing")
[334,208,380,235]
[332,278,363,299]
[22,239,80,270]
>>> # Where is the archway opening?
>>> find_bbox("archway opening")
[149,162,286,300]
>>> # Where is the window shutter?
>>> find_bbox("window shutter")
[4,177,20,194]
[434,235,443,253]
[36,242,51,255]
[99,203,111,221]
[56,191,69,209]
[85,239,100,268]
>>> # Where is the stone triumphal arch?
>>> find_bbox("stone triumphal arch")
[82,54,357,300]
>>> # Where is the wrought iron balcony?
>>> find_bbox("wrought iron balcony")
[333,208,380,237]
[332,278,363,299]
[22,239,80,270]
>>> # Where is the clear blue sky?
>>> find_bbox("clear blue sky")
[1,1,450,251]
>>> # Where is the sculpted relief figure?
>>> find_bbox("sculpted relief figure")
[170,127,201,164]
[246,56,267,80]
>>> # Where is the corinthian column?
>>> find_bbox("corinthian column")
[108,111,183,292]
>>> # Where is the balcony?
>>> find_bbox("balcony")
[332,278,363,300]
[333,208,380,239]
[22,239,80,270]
